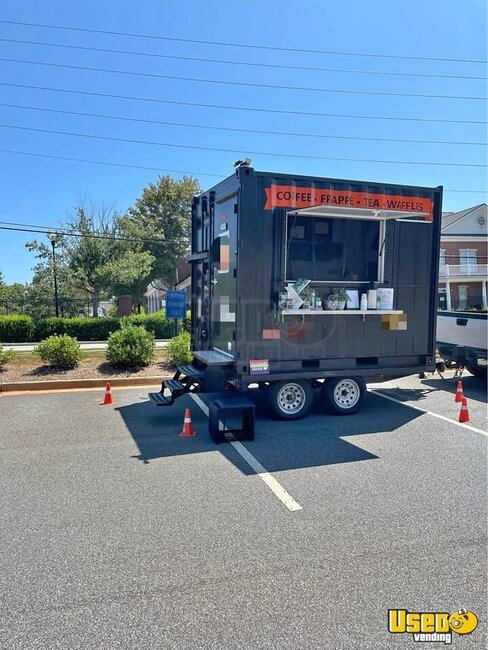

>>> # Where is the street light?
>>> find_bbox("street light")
[48,233,60,317]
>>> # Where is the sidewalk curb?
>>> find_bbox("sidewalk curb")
[0,376,171,394]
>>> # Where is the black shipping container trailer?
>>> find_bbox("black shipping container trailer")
[183,166,442,419]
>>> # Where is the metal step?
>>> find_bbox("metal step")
[148,392,172,406]
[165,379,186,392]
[178,365,204,379]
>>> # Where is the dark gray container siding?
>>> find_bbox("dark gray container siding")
[190,168,443,384]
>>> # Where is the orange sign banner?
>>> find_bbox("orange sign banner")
[264,185,433,220]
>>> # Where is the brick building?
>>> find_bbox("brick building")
[438,203,487,310]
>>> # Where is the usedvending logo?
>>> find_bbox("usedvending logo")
[388,608,478,644]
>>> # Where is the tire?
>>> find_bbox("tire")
[466,362,487,380]
[268,380,313,420]
[321,376,366,415]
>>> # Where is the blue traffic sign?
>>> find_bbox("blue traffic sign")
[166,290,187,319]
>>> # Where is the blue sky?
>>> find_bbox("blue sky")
[0,0,486,283]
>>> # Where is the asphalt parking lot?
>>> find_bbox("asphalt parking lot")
[1,373,486,649]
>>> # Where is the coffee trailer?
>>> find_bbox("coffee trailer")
[159,166,442,419]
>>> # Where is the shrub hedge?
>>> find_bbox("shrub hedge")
[35,317,120,341]
[0,312,190,342]
[0,315,35,343]
[125,314,176,338]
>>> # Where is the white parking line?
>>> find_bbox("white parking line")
[369,389,488,437]
[189,394,303,512]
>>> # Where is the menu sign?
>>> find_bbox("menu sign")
[264,185,433,220]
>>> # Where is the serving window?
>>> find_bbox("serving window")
[285,214,380,283]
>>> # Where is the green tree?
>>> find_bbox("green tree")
[0,280,30,315]
[120,175,200,287]
[27,266,89,318]
[27,201,154,316]
[0,272,6,309]
[64,204,120,315]
[100,249,154,308]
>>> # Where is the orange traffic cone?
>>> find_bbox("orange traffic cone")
[103,383,114,405]
[454,380,464,403]
[458,397,470,423]
[179,408,196,437]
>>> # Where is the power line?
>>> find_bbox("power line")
[3,218,488,244]
[443,190,487,194]
[2,57,486,101]
[1,37,486,81]
[8,221,486,251]
[2,103,485,147]
[0,222,178,244]
[4,223,487,250]
[2,123,487,168]
[0,219,84,233]
[0,149,485,194]
[0,19,485,64]
[0,148,222,176]
[2,221,488,262]
[2,82,484,125]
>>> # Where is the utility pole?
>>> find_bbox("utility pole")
[48,233,60,317]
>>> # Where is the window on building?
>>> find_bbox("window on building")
[439,249,446,272]
[459,249,477,273]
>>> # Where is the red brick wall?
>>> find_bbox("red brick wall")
[441,239,488,264]
[439,281,484,309]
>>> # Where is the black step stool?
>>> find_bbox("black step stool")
[209,396,255,444]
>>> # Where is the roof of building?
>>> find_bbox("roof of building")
[441,203,487,232]
[144,258,191,296]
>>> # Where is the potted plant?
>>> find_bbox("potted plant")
[300,287,313,309]
[332,288,350,310]
[324,293,338,310]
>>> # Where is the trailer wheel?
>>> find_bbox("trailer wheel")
[268,380,313,419]
[321,377,366,415]
[466,362,487,380]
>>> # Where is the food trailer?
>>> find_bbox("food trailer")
[156,166,442,419]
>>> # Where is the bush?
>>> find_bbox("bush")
[127,313,176,338]
[34,335,84,369]
[182,310,191,333]
[107,303,119,318]
[106,324,155,367]
[0,315,35,343]
[0,312,191,343]
[0,343,15,366]
[34,317,120,341]
[166,331,192,367]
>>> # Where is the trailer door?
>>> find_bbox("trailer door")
[210,193,238,357]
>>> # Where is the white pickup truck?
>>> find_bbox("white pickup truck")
[437,311,487,379]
